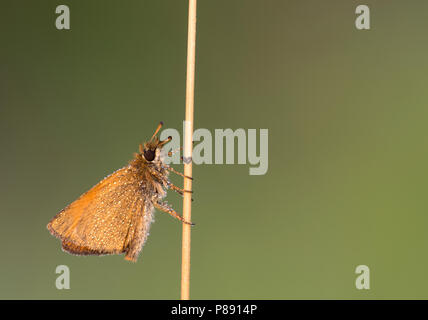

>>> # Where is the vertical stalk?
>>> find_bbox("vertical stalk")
[181,0,197,300]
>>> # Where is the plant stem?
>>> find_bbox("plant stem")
[181,0,197,300]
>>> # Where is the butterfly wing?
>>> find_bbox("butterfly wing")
[47,165,154,261]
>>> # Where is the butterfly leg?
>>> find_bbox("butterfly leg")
[164,165,193,180]
[147,166,170,188]
[166,141,195,156]
[167,146,183,157]
[168,183,192,195]
[168,183,194,201]
[148,166,193,199]
[154,201,194,226]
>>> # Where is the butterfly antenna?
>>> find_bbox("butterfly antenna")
[150,121,163,142]
[158,136,172,147]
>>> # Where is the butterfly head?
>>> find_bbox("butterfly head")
[139,122,172,163]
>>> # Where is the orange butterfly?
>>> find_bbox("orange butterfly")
[47,122,193,262]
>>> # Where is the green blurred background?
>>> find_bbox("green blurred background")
[1,0,428,299]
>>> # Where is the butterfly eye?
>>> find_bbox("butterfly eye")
[143,149,156,162]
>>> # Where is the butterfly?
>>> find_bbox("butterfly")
[47,122,193,262]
